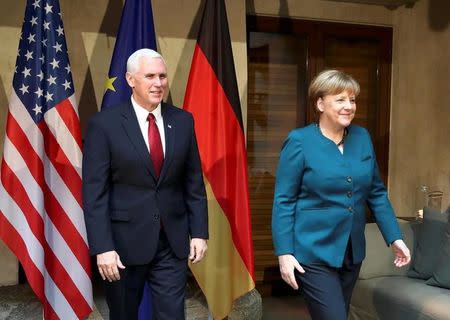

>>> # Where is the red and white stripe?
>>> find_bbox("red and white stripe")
[0,90,93,319]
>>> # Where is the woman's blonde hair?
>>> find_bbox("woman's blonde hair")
[308,69,360,106]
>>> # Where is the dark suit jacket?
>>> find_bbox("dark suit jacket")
[82,102,208,265]
[272,124,402,267]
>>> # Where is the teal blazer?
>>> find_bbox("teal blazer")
[272,124,402,267]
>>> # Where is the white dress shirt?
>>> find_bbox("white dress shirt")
[131,96,166,157]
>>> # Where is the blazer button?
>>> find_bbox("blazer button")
[348,206,354,213]
[347,176,352,183]
[347,191,353,198]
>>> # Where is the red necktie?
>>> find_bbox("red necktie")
[147,113,164,179]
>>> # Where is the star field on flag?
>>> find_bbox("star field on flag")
[13,0,74,123]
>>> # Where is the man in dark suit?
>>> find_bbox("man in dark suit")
[82,48,208,320]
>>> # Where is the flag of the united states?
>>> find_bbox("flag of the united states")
[0,0,93,319]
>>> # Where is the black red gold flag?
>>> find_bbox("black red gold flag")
[183,0,255,318]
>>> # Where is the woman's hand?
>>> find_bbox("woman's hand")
[278,254,305,290]
[391,239,411,267]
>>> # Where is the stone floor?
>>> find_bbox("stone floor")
[0,284,310,320]
[0,284,41,320]
[0,284,106,320]
[262,295,311,320]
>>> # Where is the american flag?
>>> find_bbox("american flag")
[0,0,93,319]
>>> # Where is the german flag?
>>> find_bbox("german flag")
[183,0,255,318]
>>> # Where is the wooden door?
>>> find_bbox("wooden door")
[247,30,307,286]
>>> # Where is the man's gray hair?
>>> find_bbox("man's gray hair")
[126,49,166,73]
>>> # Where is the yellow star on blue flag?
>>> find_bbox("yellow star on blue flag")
[104,76,117,92]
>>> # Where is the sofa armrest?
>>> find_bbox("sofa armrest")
[359,220,415,279]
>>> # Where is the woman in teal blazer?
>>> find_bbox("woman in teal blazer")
[272,70,411,319]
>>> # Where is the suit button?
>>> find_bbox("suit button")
[347,191,353,198]
[347,176,352,183]
[348,206,353,213]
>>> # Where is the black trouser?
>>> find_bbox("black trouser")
[104,230,188,320]
[295,242,361,320]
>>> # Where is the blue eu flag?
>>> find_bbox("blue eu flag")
[101,0,157,109]
[100,0,156,319]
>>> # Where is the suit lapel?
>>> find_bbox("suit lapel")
[158,103,175,186]
[120,102,158,181]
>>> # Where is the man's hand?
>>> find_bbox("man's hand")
[391,239,411,267]
[97,250,126,282]
[278,254,305,290]
[189,238,207,264]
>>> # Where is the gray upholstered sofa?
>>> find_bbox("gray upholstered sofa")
[350,209,450,320]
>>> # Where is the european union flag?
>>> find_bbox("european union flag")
[100,0,156,319]
[101,0,157,109]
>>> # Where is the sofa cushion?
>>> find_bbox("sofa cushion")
[426,210,450,289]
[359,221,414,280]
[351,276,450,320]
[407,207,448,280]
